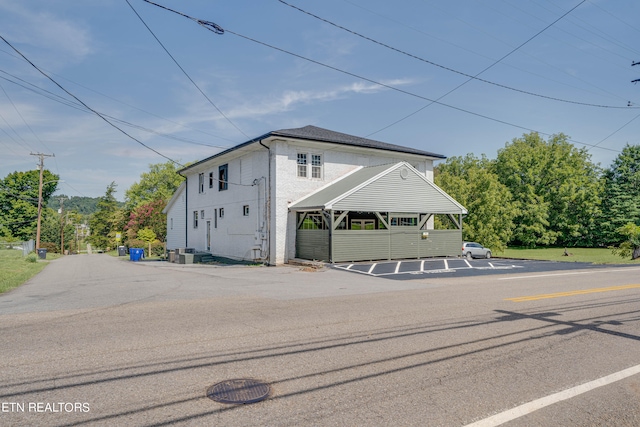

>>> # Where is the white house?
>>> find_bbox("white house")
[164,125,466,265]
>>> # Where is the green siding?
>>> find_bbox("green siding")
[330,229,462,262]
[296,229,329,261]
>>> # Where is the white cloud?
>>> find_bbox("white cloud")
[0,1,92,62]
[223,78,415,120]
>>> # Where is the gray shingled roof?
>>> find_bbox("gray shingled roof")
[179,125,444,173]
[271,125,445,158]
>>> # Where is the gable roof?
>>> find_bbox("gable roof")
[179,125,445,174]
[289,161,467,214]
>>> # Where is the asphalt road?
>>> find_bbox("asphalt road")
[1,254,640,426]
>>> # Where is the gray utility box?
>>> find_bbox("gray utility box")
[168,251,176,263]
[178,253,194,264]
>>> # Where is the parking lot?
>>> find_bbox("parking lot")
[333,257,634,280]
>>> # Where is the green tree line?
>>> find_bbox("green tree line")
[435,132,640,258]
[1,161,183,256]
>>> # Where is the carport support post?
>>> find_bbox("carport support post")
[329,209,334,263]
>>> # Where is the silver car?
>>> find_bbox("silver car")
[462,242,491,259]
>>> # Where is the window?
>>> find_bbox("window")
[311,154,322,178]
[198,173,204,193]
[193,211,199,228]
[298,153,323,179]
[170,218,173,230]
[214,209,217,228]
[243,205,249,216]
[201,210,205,219]
[209,172,214,188]
[390,216,418,226]
[297,153,307,177]
[219,208,224,218]
[298,213,327,230]
[218,164,228,191]
[351,220,375,230]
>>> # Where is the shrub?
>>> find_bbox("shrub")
[25,253,37,263]
[40,241,59,254]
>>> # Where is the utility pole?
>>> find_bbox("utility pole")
[58,196,68,255]
[31,152,54,250]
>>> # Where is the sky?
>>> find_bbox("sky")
[1,0,639,201]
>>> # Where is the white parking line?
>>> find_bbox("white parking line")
[367,263,377,274]
[464,364,640,427]
[333,259,523,277]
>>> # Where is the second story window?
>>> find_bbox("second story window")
[297,153,307,177]
[298,153,323,179]
[209,172,214,188]
[198,173,204,193]
[219,164,228,191]
[311,154,322,178]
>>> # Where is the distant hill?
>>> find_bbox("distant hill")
[48,195,123,215]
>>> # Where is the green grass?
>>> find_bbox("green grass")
[497,247,640,264]
[0,250,56,294]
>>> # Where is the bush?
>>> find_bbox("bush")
[40,241,59,254]
[126,239,165,257]
[25,253,37,263]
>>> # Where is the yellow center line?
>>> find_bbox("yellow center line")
[505,284,640,302]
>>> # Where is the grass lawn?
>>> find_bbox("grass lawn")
[0,250,58,294]
[497,247,640,264]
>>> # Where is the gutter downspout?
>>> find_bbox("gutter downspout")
[259,139,271,265]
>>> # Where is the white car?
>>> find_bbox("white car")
[462,242,492,259]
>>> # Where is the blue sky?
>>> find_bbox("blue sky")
[1,0,639,200]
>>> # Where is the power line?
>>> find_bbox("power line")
[363,0,589,136]
[141,1,623,154]
[277,0,632,111]
[0,70,236,149]
[0,33,184,168]
[128,0,249,139]
[341,0,636,109]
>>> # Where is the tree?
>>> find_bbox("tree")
[435,154,517,252]
[124,161,184,211]
[610,223,640,260]
[125,199,168,242]
[0,170,59,241]
[137,228,157,257]
[88,182,122,250]
[494,132,602,247]
[599,144,640,245]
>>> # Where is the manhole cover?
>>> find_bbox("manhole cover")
[206,379,270,404]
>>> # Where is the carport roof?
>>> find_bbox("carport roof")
[289,162,467,214]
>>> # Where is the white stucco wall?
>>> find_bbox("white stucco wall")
[164,184,186,250]
[184,148,269,262]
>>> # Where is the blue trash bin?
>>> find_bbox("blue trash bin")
[129,248,144,261]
